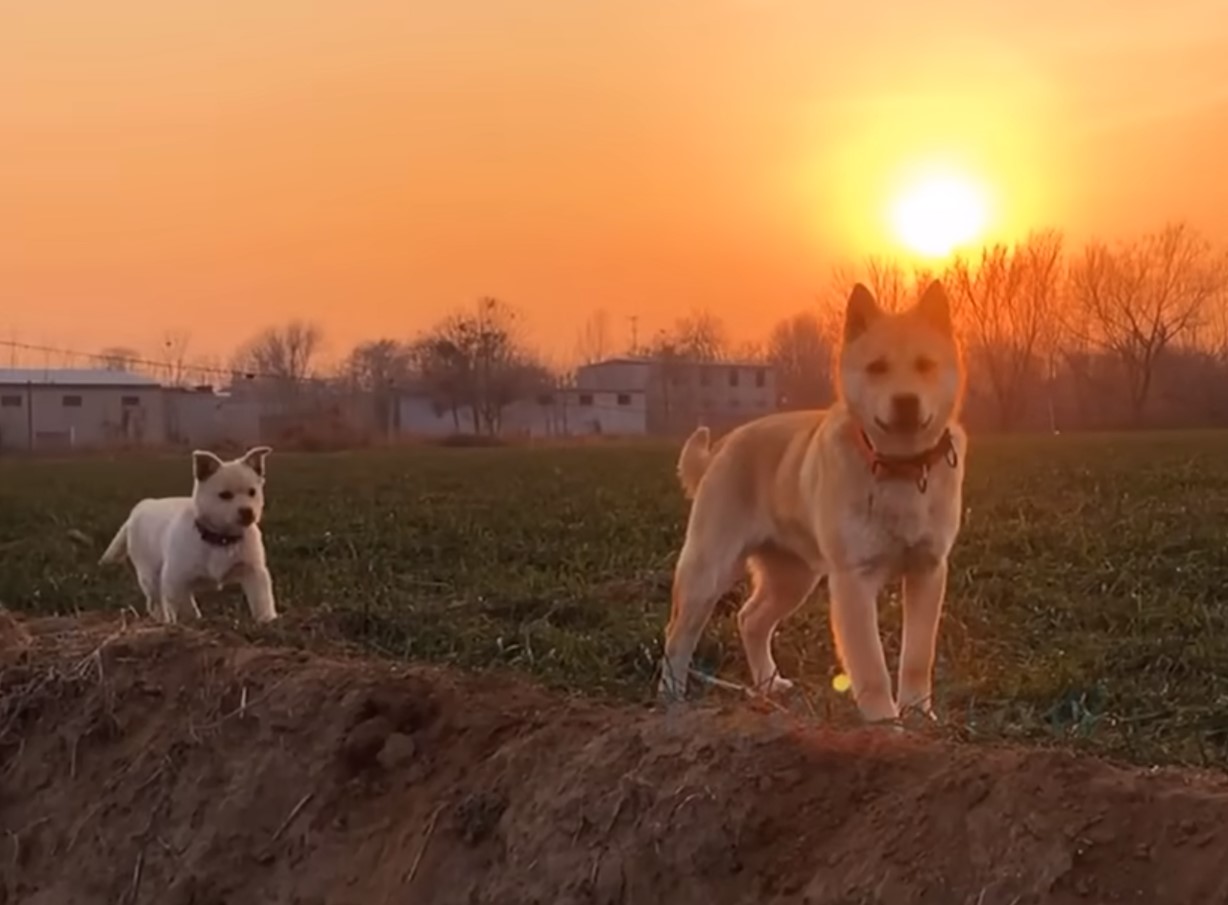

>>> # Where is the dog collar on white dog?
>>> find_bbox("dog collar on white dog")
[850,424,959,493]
[195,520,245,548]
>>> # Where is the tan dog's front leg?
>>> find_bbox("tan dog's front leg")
[241,568,279,623]
[898,559,948,719]
[828,568,896,723]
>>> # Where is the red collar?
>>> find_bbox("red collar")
[848,422,959,492]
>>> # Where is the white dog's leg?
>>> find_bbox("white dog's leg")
[160,578,199,624]
[241,568,279,623]
[738,550,817,695]
[828,568,896,723]
[136,567,161,620]
[898,560,948,719]
[659,538,742,701]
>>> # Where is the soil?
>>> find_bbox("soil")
[3,611,1228,905]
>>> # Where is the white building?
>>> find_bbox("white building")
[576,356,776,434]
[397,388,649,439]
[0,369,164,452]
[395,356,775,440]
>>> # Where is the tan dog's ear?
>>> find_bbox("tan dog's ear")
[242,446,273,478]
[916,280,952,334]
[193,451,224,483]
[844,283,881,341]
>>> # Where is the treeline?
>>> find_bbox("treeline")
[90,221,1228,433]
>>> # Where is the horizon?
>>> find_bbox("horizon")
[5,0,1228,365]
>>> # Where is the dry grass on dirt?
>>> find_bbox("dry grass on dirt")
[4,611,1228,905]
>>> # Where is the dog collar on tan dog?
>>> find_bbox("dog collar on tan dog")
[849,423,959,493]
[195,520,245,548]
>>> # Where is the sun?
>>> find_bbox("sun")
[889,172,990,258]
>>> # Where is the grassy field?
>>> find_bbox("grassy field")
[3,433,1228,767]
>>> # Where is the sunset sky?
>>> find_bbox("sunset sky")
[3,0,1227,367]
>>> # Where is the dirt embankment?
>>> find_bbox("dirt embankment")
[2,611,1228,905]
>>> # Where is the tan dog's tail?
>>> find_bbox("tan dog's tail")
[99,519,130,565]
[677,426,713,499]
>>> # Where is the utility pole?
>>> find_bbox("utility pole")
[628,315,639,354]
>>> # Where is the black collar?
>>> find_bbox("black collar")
[195,520,245,548]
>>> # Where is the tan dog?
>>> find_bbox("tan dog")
[659,280,966,723]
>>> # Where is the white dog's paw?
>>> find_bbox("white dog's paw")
[750,674,793,696]
[766,675,794,695]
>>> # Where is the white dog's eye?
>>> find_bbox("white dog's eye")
[219,491,235,501]
[915,356,936,375]
[866,358,889,376]
[247,489,257,497]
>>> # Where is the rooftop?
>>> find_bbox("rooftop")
[0,368,161,388]
[580,356,770,369]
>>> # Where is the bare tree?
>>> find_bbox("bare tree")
[187,355,224,388]
[342,339,416,435]
[946,230,1064,429]
[658,309,728,362]
[411,334,470,430]
[412,298,546,435]
[766,312,833,409]
[831,256,929,314]
[574,308,613,365]
[98,346,140,372]
[729,339,766,363]
[159,329,193,387]
[231,320,324,383]
[1069,223,1227,424]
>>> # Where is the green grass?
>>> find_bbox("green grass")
[3,433,1228,767]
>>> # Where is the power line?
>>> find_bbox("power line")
[0,338,325,387]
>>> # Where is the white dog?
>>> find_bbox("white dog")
[660,281,966,724]
[100,447,279,624]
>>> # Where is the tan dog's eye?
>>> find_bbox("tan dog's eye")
[915,356,936,374]
[866,359,889,376]
[219,491,235,501]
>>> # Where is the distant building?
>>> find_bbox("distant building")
[397,389,649,439]
[395,357,775,439]
[576,357,776,435]
[164,386,264,448]
[535,387,648,436]
[0,369,164,452]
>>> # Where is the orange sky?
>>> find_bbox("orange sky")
[3,0,1228,367]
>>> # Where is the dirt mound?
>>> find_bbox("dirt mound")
[3,614,1228,905]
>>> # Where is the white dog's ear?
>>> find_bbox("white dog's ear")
[193,451,224,483]
[915,280,953,334]
[844,283,882,341]
[242,446,273,478]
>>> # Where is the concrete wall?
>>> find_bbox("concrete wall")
[577,358,777,435]
[646,362,777,434]
[165,390,263,448]
[560,389,648,435]
[0,384,166,451]
[398,390,649,438]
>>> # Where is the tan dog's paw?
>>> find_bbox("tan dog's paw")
[656,670,687,704]
[899,704,938,730]
[863,715,905,733]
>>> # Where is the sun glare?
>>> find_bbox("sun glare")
[890,173,990,258]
